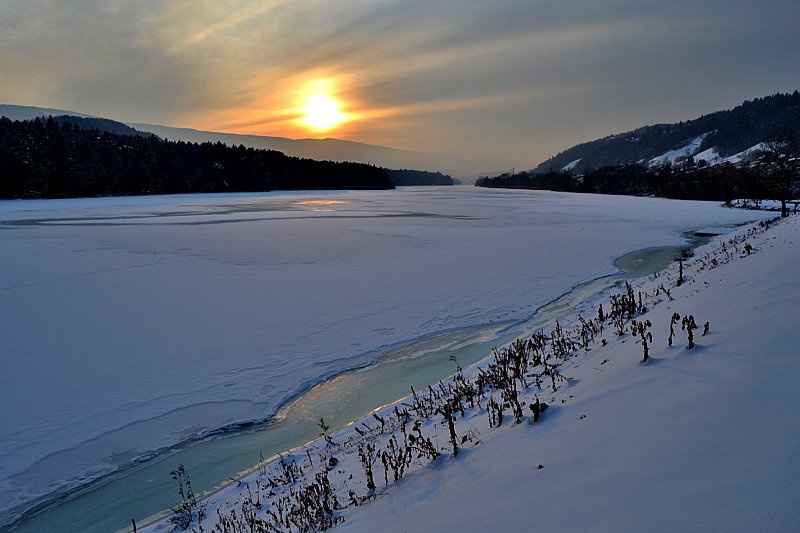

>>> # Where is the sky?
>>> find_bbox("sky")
[1,0,799,169]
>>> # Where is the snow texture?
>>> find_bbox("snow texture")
[693,146,722,165]
[723,142,770,164]
[561,158,581,172]
[672,142,773,167]
[149,213,799,533]
[0,187,772,524]
[332,216,800,533]
[647,133,710,167]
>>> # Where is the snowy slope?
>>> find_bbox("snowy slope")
[647,132,709,167]
[533,92,800,174]
[723,142,770,164]
[335,216,800,532]
[157,214,800,533]
[693,146,722,165]
[666,141,768,167]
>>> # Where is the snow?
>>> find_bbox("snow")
[693,146,722,165]
[723,142,769,164]
[154,213,799,533]
[331,216,800,532]
[0,187,773,526]
[662,142,776,168]
[647,132,710,167]
[561,158,581,172]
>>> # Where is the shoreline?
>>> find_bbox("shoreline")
[328,216,797,532]
[141,214,790,532]
[7,236,702,532]
[129,230,715,531]
[1,188,776,532]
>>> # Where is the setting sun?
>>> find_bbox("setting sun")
[301,93,346,131]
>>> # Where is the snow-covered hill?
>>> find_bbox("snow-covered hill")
[534,92,800,174]
[145,214,800,532]
[647,132,710,167]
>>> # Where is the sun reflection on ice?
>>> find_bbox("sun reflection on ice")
[292,199,352,212]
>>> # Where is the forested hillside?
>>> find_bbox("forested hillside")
[0,116,395,198]
[477,143,799,216]
[480,93,800,215]
[533,92,800,174]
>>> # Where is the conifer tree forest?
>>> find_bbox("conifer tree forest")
[477,135,800,216]
[0,116,399,198]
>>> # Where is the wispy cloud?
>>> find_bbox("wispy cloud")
[173,0,289,51]
[2,0,798,166]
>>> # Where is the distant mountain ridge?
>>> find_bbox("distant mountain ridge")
[129,123,488,178]
[533,92,800,174]
[0,104,505,177]
[0,104,94,121]
[52,115,149,138]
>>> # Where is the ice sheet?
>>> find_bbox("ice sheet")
[0,187,771,521]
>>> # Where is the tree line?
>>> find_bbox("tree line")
[0,116,399,198]
[477,135,800,216]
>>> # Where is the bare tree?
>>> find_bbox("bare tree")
[756,134,800,217]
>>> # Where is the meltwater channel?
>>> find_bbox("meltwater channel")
[11,237,708,533]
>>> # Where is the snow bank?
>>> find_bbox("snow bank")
[328,216,800,532]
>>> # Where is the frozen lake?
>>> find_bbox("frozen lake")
[0,186,771,527]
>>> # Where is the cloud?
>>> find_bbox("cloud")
[1,0,798,166]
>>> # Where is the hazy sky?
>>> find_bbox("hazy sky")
[2,0,799,168]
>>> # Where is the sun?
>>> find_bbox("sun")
[301,94,346,131]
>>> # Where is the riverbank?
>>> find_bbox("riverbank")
[0,188,773,531]
[146,214,799,532]
[8,241,694,532]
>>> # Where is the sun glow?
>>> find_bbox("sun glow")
[301,93,347,131]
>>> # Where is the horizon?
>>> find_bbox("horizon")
[2,1,799,169]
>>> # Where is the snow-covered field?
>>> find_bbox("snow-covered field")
[147,210,799,533]
[0,187,772,526]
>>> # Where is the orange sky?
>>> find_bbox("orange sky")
[1,1,799,169]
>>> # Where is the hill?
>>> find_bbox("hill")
[52,115,149,138]
[0,105,501,178]
[533,92,800,174]
[479,93,800,213]
[0,104,94,121]
[0,116,395,198]
[131,123,503,178]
